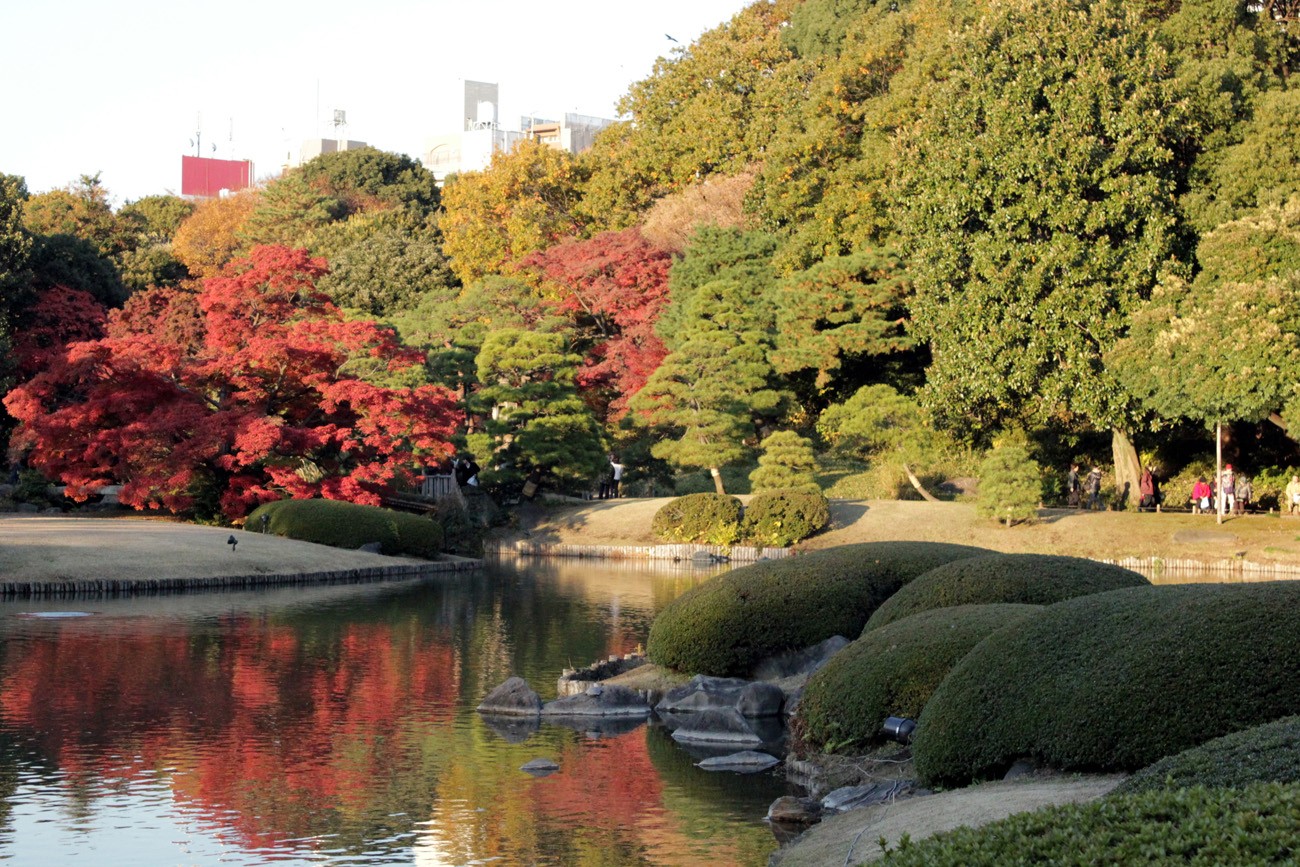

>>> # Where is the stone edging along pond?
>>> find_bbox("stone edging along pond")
[487,541,1300,579]
[485,540,792,562]
[0,559,482,598]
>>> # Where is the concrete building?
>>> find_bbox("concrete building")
[298,137,369,164]
[422,81,613,184]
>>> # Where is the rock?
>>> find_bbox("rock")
[1171,529,1238,545]
[656,674,784,718]
[664,708,765,747]
[767,795,823,826]
[736,681,785,717]
[356,541,384,554]
[520,758,559,776]
[542,683,649,717]
[0,484,13,498]
[821,781,914,814]
[41,507,62,514]
[477,676,542,716]
[697,750,781,773]
[480,714,541,743]
[16,503,40,513]
[1003,758,1041,780]
[751,635,851,681]
[782,687,803,719]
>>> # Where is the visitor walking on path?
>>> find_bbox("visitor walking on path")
[1085,466,1103,511]
[1139,468,1156,511]
[1066,464,1081,508]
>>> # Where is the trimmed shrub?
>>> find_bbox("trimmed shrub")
[646,541,989,676]
[877,783,1300,866]
[246,498,443,558]
[1113,715,1300,796]
[864,554,1148,631]
[742,489,831,547]
[796,604,1042,755]
[748,431,819,493]
[912,583,1300,787]
[976,445,1041,525]
[651,493,743,545]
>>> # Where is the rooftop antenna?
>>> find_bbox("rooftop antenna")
[333,109,347,150]
[194,113,202,157]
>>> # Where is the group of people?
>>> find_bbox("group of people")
[1066,464,1109,511]
[1189,464,1254,515]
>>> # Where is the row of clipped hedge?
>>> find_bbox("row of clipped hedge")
[650,491,831,547]
[246,498,444,558]
[912,581,1300,786]
[1114,715,1300,796]
[646,541,988,676]
[877,783,1300,865]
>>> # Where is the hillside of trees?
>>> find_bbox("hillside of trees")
[3,0,1300,520]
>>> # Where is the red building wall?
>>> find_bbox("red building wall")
[181,156,253,198]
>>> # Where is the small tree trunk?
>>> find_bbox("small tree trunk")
[1111,428,1141,509]
[710,467,726,495]
[903,463,941,502]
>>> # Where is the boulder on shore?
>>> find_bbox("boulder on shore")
[542,683,649,717]
[656,675,785,718]
[477,676,543,716]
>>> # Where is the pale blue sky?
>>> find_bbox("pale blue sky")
[0,0,754,204]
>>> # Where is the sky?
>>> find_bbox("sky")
[0,0,755,206]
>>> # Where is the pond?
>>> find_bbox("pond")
[0,557,797,866]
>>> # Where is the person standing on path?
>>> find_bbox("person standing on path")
[1066,464,1082,508]
[1287,475,1300,515]
[1139,468,1155,512]
[609,456,626,499]
[1192,477,1212,514]
[1235,474,1252,515]
[1085,466,1103,511]
[1219,464,1236,515]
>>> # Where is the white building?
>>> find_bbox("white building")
[422,81,613,184]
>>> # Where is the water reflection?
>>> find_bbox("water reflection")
[0,558,791,866]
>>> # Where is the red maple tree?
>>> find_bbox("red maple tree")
[10,285,108,381]
[5,245,461,518]
[522,228,673,419]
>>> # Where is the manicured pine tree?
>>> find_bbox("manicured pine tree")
[749,430,819,492]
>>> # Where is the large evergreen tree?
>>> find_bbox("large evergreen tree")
[892,0,1195,502]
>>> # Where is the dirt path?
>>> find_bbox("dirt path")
[505,497,1300,570]
[770,774,1125,866]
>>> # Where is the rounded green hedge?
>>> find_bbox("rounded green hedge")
[795,603,1042,755]
[651,493,743,545]
[1112,715,1300,796]
[865,553,1148,631]
[246,498,443,559]
[912,582,1300,787]
[742,489,830,547]
[876,783,1300,866]
[646,541,989,677]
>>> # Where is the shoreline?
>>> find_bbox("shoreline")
[0,514,480,597]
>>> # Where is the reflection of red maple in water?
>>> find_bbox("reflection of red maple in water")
[0,618,459,850]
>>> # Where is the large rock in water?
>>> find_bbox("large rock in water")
[477,676,542,716]
[697,750,781,773]
[542,684,649,717]
[656,675,786,717]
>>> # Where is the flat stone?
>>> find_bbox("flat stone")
[821,781,913,814]
[477,676,542,716]
[356,541,384,554]
[542,683,649,717]
[752,635,851,681]
[1003,758,1041,780]
[664,707,764,746]
[767,795,823,826]
[656,675,758,714]
[697,750,781,773]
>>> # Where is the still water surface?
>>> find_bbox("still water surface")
[0,558,794,866]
